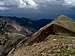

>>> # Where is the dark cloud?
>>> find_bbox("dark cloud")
[0,0,75,19]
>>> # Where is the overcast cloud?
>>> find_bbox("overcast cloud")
[0,0,75,19]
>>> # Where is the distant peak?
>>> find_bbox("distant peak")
[55,15,72,21]
[57,15,69,18]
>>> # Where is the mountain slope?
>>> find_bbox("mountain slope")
[0,17,32,36]
[26,15,75,45]
[8,16,75,56]
[0,16,53,56]
[11,35,75,56]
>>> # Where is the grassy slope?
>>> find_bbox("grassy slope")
[54,16,75,32]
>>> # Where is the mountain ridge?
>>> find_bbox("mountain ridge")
[23,15,75,45]
[0,16,53,32]
[9,15,75,56]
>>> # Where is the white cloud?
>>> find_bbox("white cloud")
[0,7,9,10]
[18,0,38,8]
[64,0,75,6]
[0,0,38,10]
[0,0,75,10]
[0,1,5,5]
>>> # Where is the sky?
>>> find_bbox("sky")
[0,0,75,20]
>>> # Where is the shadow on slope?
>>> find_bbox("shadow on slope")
[26,15,75,45]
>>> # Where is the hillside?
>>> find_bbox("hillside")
[8,15,75,56]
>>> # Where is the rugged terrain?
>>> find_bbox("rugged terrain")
[0,17,33,56]
[9,35,75,56]
[7,15,75,56]
[0,16,52,56]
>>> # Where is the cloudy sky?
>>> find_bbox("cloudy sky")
[0,0,75,19]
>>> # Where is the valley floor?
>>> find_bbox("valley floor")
[8,35,75,56]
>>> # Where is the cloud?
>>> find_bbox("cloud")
[64,0,75,6]
[0,0,75,10]
[0,0,75,19]
[0,7,9,10]
[0,0,39,10]
[18,0,38,8]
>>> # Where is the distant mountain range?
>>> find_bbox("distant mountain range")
[32,19,53,30]
[0,16,53,32]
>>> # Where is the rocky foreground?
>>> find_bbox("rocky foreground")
[8,35,75,56]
